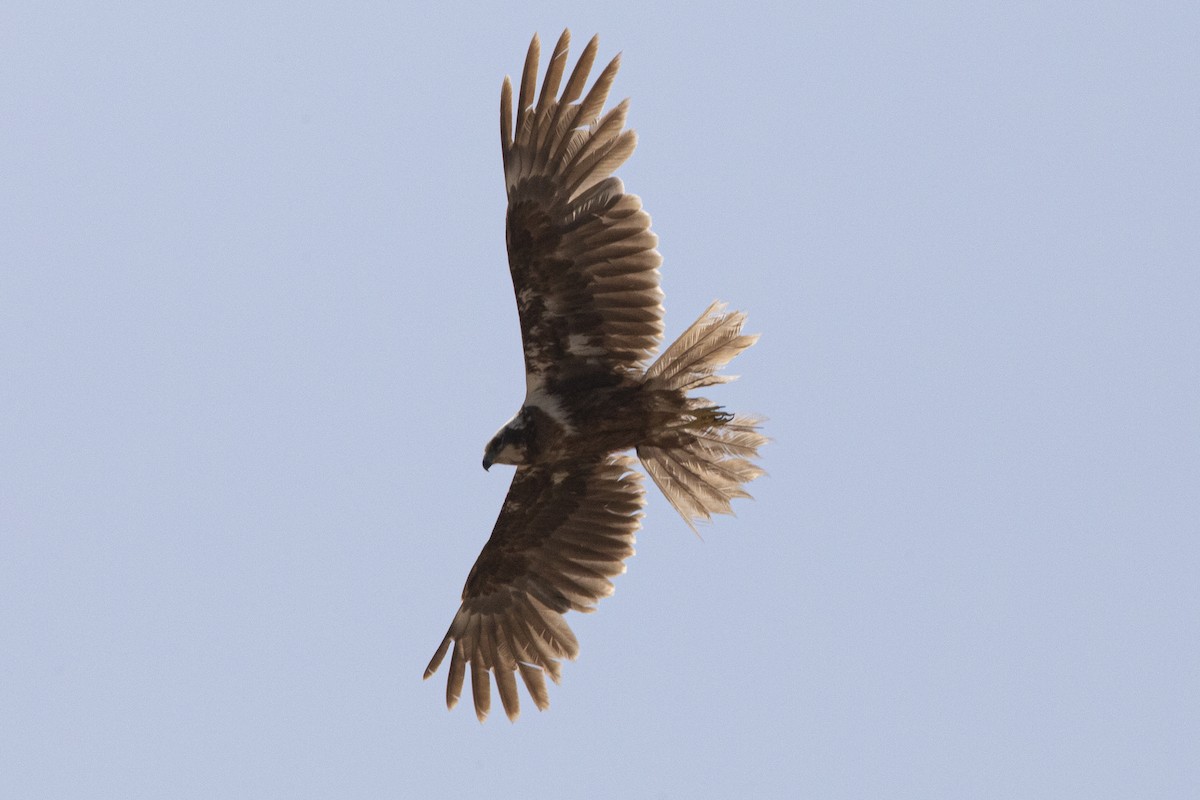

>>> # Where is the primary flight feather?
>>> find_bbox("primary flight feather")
[424,30,766,721]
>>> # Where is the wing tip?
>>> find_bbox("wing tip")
[423,632,452,680]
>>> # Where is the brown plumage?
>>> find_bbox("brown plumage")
[424,30,766,722]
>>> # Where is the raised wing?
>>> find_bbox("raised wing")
[502,31,664,382]
[424,455,644,721]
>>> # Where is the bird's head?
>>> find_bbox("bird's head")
[482,409,532,470]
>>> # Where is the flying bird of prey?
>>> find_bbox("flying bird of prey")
[424,30,766,721]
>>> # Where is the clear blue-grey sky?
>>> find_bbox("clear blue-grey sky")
[3,2,1197,798]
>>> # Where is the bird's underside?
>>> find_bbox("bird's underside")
[423,30,766,722]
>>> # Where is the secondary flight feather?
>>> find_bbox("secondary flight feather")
[424,30,766,721]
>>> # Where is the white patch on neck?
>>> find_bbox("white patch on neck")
[524,372,574,433]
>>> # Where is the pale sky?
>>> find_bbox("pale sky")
[3,2,1197,798]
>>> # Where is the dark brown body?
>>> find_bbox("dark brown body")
[498,368,689,468]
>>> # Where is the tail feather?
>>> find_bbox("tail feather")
[645,301,760,392]
[639,302,766,529]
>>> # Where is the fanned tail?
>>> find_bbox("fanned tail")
[639,302,766,529]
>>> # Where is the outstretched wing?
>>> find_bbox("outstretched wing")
[502,30,664,382]
[425,455,644,721]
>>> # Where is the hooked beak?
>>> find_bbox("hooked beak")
[482,455,493,472]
